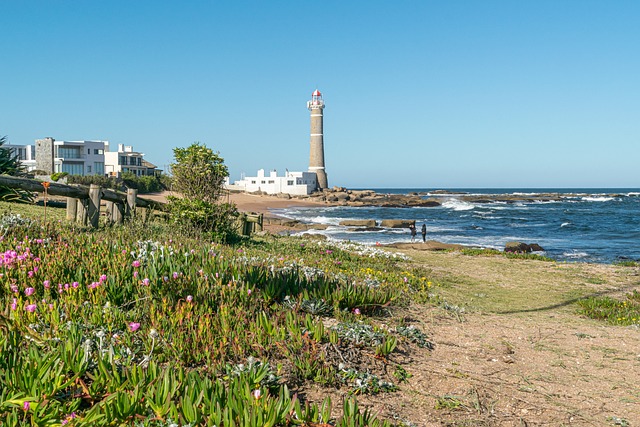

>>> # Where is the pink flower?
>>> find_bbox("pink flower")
[172,272,179,279]
[10,298,17,311]
[28,270,34,278]
[43,280,50,289]
[72,282,79,289]
[25,287,35,296]
[128,322,140,332]
[25,304,37,313]
[252,389,261,399]
[133,271,139,278]
[23,401,30,411]
[99,274,107,283]
[142,278,150,286]
[10,284,18,293]
[132,260,141,268]
[186,295,193,303]
[353,308,361,315]
[247,289,252,296]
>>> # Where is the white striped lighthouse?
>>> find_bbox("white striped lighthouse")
[307,89,328,190]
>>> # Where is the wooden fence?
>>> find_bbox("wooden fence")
[0,175,263,234]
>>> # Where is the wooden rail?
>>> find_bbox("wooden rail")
[0,175,165,228]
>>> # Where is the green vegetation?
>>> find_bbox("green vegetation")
[459,248,555,262]
[167,143,238,241]
[0,203,436,425]
[577,291,640,326]
[0,135,25,177]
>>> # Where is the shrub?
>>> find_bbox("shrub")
[167,142,238,241]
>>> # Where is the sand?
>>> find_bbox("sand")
[142,191,324,215]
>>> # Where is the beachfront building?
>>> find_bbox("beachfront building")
[229,169,317,196]
[104,144,149,177]
[307,89,328,189]
[35,137,106,176]
[2,143,37,171]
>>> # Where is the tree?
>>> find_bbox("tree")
[0,135,25,176]
[167,142,237,241]
[170,142,228,203]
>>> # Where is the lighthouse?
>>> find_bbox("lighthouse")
[307,89,328,190]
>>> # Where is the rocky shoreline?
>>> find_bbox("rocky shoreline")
[243,187,629,209]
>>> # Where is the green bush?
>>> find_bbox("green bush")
[167,142,238,241]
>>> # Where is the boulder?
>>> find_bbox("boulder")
[277,193,291,199]
[339,219,377,227]
[380,219,416,228]
[505,242,530,253]
[529,243,545,252]
[334,192,350,201]
[505,242,545,253]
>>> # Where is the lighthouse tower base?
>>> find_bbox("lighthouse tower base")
[311,168,328,190]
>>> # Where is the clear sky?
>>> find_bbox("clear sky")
[1,1,638,188]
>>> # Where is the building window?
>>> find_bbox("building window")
[88,149,91,154]
[94,162,104,175]
[119,156,127,165]
[268,180,274,184]
[58,147,82,159]
[261,180,265,184]
[87,165,92,173]
[287,180,294,185]
[251,180,256,184]
[94,149,104,155]
[61,163,84,175]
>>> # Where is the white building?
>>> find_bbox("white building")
[230,169,317,196]
[49,140,106,176]
[104,144,147,177]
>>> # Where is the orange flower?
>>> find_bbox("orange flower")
[42,181,50,189]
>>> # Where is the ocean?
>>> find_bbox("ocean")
[271,188,640,264]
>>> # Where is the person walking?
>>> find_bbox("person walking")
[409,224,417,242]
[421,223,427,243]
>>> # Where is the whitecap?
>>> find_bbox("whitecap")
[560,222,571,228]
[305,216,342,226]
[441,199,475,211]
[582,196,614,202]
[563,251,589,259]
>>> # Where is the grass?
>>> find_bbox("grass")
[576,291,640,326]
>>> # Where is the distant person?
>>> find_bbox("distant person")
[421,223,427,243]
[409,224,417,242]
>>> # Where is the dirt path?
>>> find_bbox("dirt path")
[331,251,640,426]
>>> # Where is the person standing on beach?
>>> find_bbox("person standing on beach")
[409,224,417,242]
[421,223,427,243]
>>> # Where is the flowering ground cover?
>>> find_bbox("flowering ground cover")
[0,213,436,426]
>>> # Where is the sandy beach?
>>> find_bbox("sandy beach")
[143,191,323,215]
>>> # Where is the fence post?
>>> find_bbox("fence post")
[113,202,125,224]
[127,189,138,219]
[76,198,88,226]
[88,185,101,228]
[66,198,77,222]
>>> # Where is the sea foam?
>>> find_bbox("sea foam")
[441,199,475,211]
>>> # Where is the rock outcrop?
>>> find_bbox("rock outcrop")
[380,219,415,228]
[339,219,377,227]
[504,242,545,253]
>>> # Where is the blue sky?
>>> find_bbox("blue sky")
[1,1,638,188]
